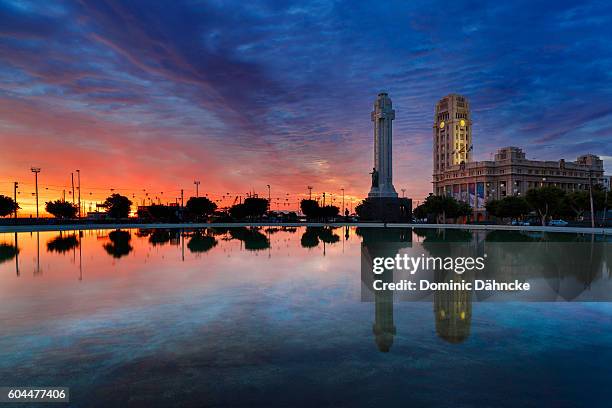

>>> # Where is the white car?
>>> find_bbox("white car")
[548,219,568,227]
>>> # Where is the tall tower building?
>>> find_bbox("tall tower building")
[433,94,472,175]
[369,92,398,198]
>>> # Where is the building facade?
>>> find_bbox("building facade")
[432,94,606,219]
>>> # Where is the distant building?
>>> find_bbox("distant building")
[432,94,606,220]
[86,211,108,220]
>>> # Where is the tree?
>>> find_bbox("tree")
[454,201,473,220]
[229,203,249,220]
[560,191,589,219]
[412,203,429,221]
[416,194,467,223]
[300,199,320,219]
[487,196,530,222]
[525,187,565,226]
[320,205,339,219]
[300,199,339,221]
[243,197,268,219]
[45,200,78,219]
[230,198,268,220]
[102,194,133,218]
[0,195,19,217]
[485,199,501,218]
[186,197,217,220]
[145,204,179,221]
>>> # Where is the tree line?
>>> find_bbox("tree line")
[0,192,282,222]
[486,185,610,225]
[1,186,609,225]
[412,185,610,225]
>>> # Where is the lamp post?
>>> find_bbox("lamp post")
[76,169,81,217]
[194,180,200,198]
[341,188,345,216]
[13,181,18,218]
[31,167,41,218]
[588,170,595,228]
[266,184,271,214]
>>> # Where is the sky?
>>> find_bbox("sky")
[1,0,611,214]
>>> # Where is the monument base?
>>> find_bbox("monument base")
[358,197,412,222]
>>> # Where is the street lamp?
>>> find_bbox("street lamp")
[13,181,18,218]
[266,184,271,214]
[30,167,41,218]
[588,170,595,228]
[341,188,345,216]
[76,169,81,217]
[194,180,200,197]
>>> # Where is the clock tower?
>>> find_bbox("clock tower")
[433,94,472,175]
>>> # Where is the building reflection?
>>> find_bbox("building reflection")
[2,226,610,350]
[433,269,473,344]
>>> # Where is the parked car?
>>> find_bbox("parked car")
[548,219,568,227]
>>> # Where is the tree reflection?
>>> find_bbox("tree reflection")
[229,228,270,251]
[104,230,133,258]
[148,229,180,246]
[0,242,19,264]
[300,227,340,248]
[46,233,79,254]
[187,232,218,253]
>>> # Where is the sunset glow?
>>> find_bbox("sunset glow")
[1,1,611,216]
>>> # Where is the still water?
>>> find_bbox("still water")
[0,227,611,407]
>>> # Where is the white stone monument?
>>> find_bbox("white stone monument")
[368,92,398,198]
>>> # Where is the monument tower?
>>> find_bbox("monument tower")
[369,92,398,198]
[361,92,411,222]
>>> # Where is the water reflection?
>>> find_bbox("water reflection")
[0,240,19,264]
[187,231,217,253]
[433,269,473,344]
[300,226,341,249]
[104,230,133,258]
[228,227,269,251]
[46,232,79,254]
[359,228,412,351]
[0,227,610,354]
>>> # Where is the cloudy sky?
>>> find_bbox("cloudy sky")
[1,0,611,213]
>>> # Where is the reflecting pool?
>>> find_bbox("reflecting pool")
[0,227,611,407]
